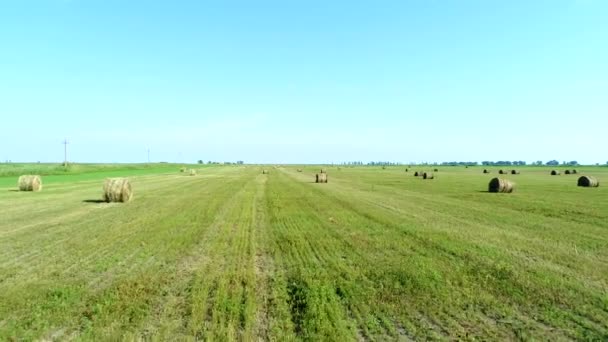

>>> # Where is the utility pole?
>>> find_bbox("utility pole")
[147,149,150,163]
[62,138,69,167]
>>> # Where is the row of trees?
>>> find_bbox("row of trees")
[198,160,244,165]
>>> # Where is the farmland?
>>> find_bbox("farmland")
[0,164,607,340]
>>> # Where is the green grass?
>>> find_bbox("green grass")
[0,163,198,187]
[0,165,606,340]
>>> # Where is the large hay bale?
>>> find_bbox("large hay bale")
[316,173,328,183]
[551,170,560,176]
[483,169,490,174]
[499,170,506,174]
[189,169,197,176]
[488,178,515,193]
[423,172,434,179]
[103,178,133,203]
[511,170,520,175]
[18,175,42,192]
[565,170,571,175]
[577,176,599,187]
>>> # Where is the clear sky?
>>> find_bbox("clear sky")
[0,0,606,164]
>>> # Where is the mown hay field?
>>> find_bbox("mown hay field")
[0,165,607,340]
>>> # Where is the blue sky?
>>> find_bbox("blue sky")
[0,0,606,164]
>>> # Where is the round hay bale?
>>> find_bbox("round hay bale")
[565,170,571,175]
[499,170,506,174]
[414,171,420,177]
[320,169,326,174]
[433,168,438,172]
[103,178,133,203]
[405,168,408,172]
[262,170,268,174]
[18,175,42,192]
[551,170,560,176]
[180,167,187,173]
[316,173,328,183]
[189,169,197,176]
[382,166,386,169]
[483,169,490,174]
[577,176,599,187]
[511,170,520,175]
[297,169,303,172]
[572,169,578,174]
[423,172,434,180]
[488,178,514,193]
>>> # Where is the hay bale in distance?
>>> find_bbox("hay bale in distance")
[483,169,490,174]
[572,169,578,174]
[180,167,187,173]
[423,172,434,180]
[499,170,506,174]
[433,168,438,172]
[511,170,520,175]
[565,170,571,175]
[316,173,328,183]
[297,169,303,172]
[551,170,560,176]
[488,178,514,193]
[262,170,268,174]
[577,176,599,187]
[18,175,42,192]
[414,171,420,177]
[189,169,197,176]
[103,178,133,203]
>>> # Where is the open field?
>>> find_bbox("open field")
[1,165,607,340]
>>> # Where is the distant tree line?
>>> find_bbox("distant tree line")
[544,160,579,166]
[481,161,526,166]
[441,161,479,166]
[367,161,403,166]
[200,160,245,165]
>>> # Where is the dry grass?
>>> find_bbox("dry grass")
[17,175,42,192]
[316,173,328,183]
[577,176,599,187]
[103,178,133,203]
[488,178,515,193]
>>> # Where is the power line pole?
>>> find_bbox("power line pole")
[147,149,150,163]
[62,138,69,167]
